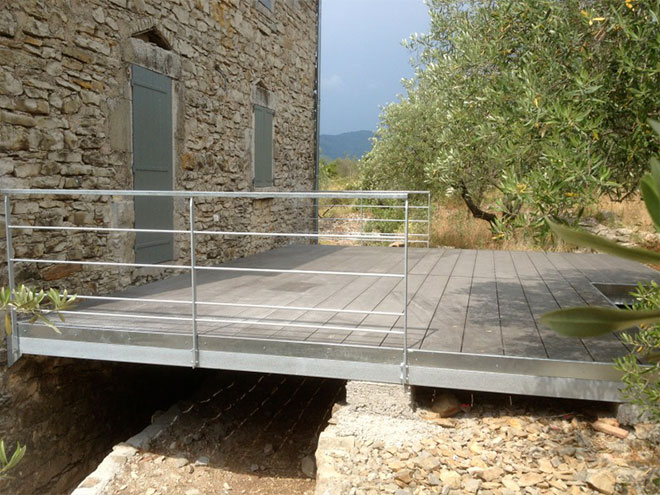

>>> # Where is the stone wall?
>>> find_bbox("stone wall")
[0,348,206,494]
[0,0,319,294]
[0,2,318,492]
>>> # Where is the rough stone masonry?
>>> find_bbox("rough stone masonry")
[0,1,319,493]
[0,0,319,294]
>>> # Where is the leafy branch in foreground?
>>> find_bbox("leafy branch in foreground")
[542,120,660,420]
[0,415,27,483]
[0,285,77,335]
[0,440,26,480]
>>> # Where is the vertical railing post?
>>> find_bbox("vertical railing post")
[359,197,364,246]
[426,192,431,248]
[4,195,20,365]
[401,196,409,388]
[189,197,199,368]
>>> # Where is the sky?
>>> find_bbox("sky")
[320,0,430,135]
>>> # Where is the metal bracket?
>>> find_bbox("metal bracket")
[400,361,409,390]
[6,312,21,367]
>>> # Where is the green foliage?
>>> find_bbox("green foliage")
[361,0,660,238]
[615,282,660,421]
[544,120,660,419]
[0,440,25,480]
[1,285,77,335]
[548,220,660,265]
[541,305,660,338]
[319,157,360,191]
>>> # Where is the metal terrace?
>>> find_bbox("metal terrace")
[3,189,659,402]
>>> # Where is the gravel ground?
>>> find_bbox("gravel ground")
[317,389,660,495]
[98,372,345,495]
[89,376,659,495]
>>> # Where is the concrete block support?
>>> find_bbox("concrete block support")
[345,380,415,419]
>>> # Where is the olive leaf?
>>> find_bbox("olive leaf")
[649,119,660,137]
[540,306,660,338]
[547,220,660,265]
[0,440,26,479]
[641,174,660,233]
[0,285,77,335]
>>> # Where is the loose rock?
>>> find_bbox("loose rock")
[431,392,461,418]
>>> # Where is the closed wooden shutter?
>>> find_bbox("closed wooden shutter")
[254,104,274,187]
[132,64,174,264]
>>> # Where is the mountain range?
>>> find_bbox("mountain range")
[319,130,374,161]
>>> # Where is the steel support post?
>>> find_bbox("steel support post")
[359,197,364,246]
[426,192,431,248]
[4,196,20,365]
[189,197,199,368]
[401,197,409,388]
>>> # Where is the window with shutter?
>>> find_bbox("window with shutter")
[254,104,274,187]
[258,0,272,10]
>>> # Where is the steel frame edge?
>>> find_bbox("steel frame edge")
[3,195,20,366]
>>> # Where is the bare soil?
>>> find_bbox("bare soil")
[101,372,345,495]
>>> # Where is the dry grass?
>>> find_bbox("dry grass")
[431,195,654,251]
[590,194,653,230]
[317,193,653,252]
[430,197,536,251]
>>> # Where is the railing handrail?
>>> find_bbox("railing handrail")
[0,188,410,200]
[1,189,428,386]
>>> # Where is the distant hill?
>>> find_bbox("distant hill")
[320,130,374,161]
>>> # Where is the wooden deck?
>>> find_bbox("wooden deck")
[17,244,660,401]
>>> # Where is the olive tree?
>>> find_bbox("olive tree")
[362,0,660,237]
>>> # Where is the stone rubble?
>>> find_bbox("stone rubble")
[316,392,660,495]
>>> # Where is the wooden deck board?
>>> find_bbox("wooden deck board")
[46,245,660,366]
[462,277,503,355]
[421,275,471,353]
[545,252,631,362]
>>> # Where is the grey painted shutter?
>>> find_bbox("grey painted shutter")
[131,65,174,264]
[254,104,274,187]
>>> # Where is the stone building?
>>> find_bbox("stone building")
[0,0,320,294]
[0,2,319,492]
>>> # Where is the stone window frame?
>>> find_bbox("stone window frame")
[118,29,185,259]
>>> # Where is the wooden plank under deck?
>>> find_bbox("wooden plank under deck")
[22,244,660,362]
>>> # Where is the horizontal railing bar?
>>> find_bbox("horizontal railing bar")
[57,310,191,322]
[330,189,430,195]
[194,229,406,240]
[338,231,428,237]
[11,258,404,278]
[1,189,409,200]
[12,258,188,270]
[9,224,415,241]
[11,225,191,234]
[76,295,405,316]
[319,204,429,210]
[54,310,404,335]
[318,218,428,223]
[195,265,404,278]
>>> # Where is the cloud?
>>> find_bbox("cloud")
[322,74,345,90]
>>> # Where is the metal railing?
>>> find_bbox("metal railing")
[317,190,431,247]
[1,189,430,385]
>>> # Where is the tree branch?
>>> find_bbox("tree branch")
[458,182,498,224]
